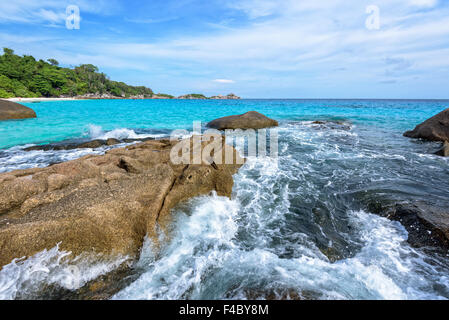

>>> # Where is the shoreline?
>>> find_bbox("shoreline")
[6,96,242,102]
[7,97,89,102]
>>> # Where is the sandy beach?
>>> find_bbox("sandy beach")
[6,97,85,102]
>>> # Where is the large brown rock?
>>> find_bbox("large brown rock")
[0,99,37,120]
[404,108,449,142]
[207,111,278,130]
[0,137,244,269]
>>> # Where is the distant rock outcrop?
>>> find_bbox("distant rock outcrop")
[0,99,36,120]
[177,94,208,99]
[177,93,241,100]
[207,111,278,130]
[151,94,174,99]
[210,94,241,100]
[0,137,244,268]
[404,108,449,142]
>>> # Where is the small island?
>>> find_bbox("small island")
[0,48,240,101]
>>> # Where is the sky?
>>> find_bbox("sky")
[0,0,448,99]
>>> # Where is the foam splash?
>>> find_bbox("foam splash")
[112,121,449,300]
[87,124,164,140]
[113,193,240,300]
[0,243,129,300]
[2,119,449,300]
[119,199,447,300]
[0,125,168,173]
[0,147,109,173]
[113,187,448,299]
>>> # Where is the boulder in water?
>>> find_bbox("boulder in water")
[207,111,278,130]
[0,99,37,120]
[404,108,449,142]
[435,141,449,157]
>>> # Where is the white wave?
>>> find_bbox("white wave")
[113,192,240,300]
[87,124,163,140]
[3,121,449,300]
[0,243,130,300]
[113,149,449,300]
[0,147,107,173]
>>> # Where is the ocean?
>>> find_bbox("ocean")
[1,99,449,299]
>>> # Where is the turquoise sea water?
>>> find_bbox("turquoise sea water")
[1,99,449,300]
[1,99,447,149]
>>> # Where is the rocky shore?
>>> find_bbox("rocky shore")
[0,137,244,269]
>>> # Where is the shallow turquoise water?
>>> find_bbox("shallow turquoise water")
[1,99,448,149]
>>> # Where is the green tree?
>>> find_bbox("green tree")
[0,48,155,98]
[47,59,59,66]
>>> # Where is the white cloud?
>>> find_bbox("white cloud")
[38,9,66,24]
[408,0,439,7]
[124,16,178,24]
[227,0,279,19]
[0,0,119,24]
[2,0,448,97]
[213,79,235,83]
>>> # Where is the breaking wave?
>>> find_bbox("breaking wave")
[0,243,129,300]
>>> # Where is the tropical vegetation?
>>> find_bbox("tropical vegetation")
[0,48,154,98]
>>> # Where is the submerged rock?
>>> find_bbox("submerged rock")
[404,108,449,142]
[0,99,37,120]
[0,137,244,269]
[240,288,302,300]
[386,203,449,249]
[24,138,146,151]
[310,120,351,131]
[207,111,278,130]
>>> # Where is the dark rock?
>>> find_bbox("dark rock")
[310,120,351,131]
[77,140,104,149]
[24,138,125,152]
[207,111,278,130]
[386,203,449,249]
[122,137,154,143]
[241,288,302,300]
[106,138,121,146]
[25,140,107,151]
[404,108,449,142]
[0,99,37,120]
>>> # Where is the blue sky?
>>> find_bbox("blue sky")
[0,0,448,98]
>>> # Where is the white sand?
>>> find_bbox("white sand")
[6,97,85,102]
